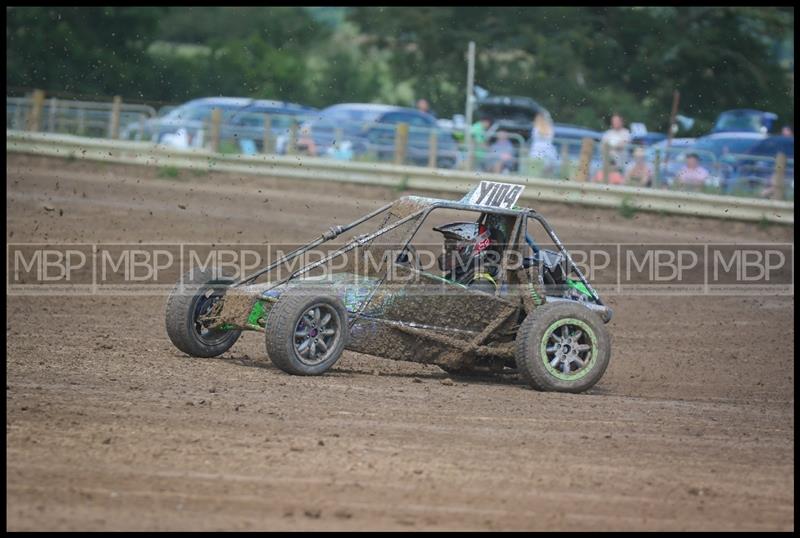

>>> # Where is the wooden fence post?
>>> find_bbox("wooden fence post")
[395,122,409,166]
[559,142,569,179]
[48,97,58,133]
[772,152,787,201]
[262,114,272,154]
[109,95,122,139]
[286,120,298,155]
[428,129,438,168]
[78,106,86,136]
[653,149,662,187]
[575,137,594,182]
[209,108,222,152]
[27,89,45,132]
[601,142,611,184]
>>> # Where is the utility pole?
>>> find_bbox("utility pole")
[664,90,680,166]
[464,41,476,171]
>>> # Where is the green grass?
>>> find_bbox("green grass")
[395,175,410,192]
[158,166,180,179]
[618,196,639,219]
[757,215,773,230]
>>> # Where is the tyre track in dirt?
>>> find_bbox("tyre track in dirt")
[6,155,794,530]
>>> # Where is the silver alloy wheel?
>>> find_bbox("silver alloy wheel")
[293,303,340,366]
[545,323,593,375]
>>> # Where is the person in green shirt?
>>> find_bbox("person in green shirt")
[469,117,491,170]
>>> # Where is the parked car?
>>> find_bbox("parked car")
[632,132,667,146]
[711,109,778,135]
[475,95,548,144]
[285,103,461,169]
[121,97,317,151]
[724,135,794,195]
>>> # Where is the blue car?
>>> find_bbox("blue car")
[287,103,461,169]
[711,109,778,135]
[122,97,317,151]
[724,136,794,195]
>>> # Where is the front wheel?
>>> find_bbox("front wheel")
[165,268,241,358]
[515,302,611,393]
[265,291,349,375]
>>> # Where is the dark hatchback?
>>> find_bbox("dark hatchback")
[292,103,461,169]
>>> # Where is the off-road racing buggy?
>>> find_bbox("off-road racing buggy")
[165,181,612,393]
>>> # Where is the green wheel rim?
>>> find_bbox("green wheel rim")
[540,318,597,381]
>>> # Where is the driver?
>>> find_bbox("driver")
[434,213,508,291]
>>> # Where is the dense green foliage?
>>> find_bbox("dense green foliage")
[7,6,794,133]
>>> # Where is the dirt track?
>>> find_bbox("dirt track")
[6,154,794,531]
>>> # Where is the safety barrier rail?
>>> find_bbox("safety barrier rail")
[6,129,793,224]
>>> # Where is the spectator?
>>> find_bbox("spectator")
[416,98,436,118]
[487,131,516,174]
[624,147,654,187]
[601,113,632,170]
[529,113,558,164]
[674,153,709,190]
[296,125,317,157]
[470,116,491,169]
[781,125,793,137]
[592,168,625,185]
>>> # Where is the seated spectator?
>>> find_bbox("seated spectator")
[674,153,710,190]
[624,147,654,187]
[781,125,793,137]
[487,131,516,174]
[592,168,625,185]
[296,125,317,157]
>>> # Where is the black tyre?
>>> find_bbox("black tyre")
[265,291,348,375]
[165,268,241,357]
[515,301,611,393]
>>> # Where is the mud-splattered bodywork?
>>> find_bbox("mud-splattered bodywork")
[202,192,610,369]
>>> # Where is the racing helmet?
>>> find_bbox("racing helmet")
[433,221,493,277]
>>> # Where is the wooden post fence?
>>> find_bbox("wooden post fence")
[575,137,595,182]
[27,89,45,132]
[428,129,438,168]
[395,122,409,166]
[209,108,222,152]
[109,95,122,139]
[773,152,787,201]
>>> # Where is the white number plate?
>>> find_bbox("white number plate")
[463,181,524,209]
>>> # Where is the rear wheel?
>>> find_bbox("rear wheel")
[265,291,348,375]
[515,302,610,393]
[165,268,241,357]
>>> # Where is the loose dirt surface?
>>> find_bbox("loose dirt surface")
[6,155,794,531]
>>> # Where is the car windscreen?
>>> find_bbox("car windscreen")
[320,107,384,124]
[165,103,244,123]
[691,137,762,158]
[477,105,536,123]
[714,112,763,132]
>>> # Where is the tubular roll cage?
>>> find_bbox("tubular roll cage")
[230,197,604,317]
